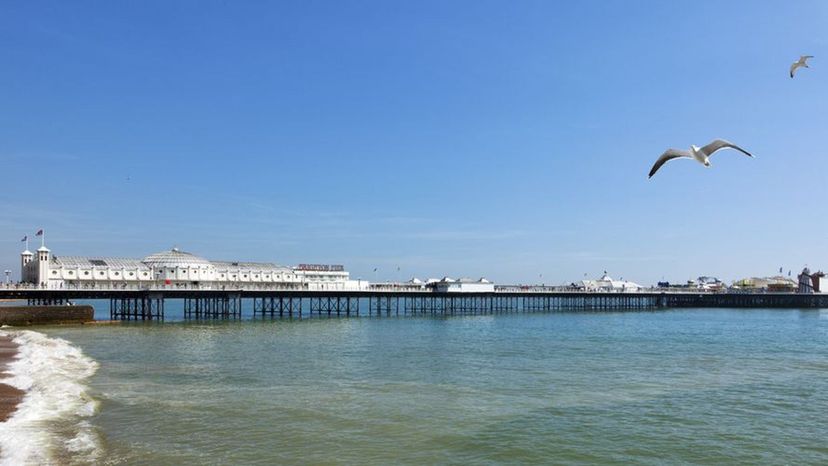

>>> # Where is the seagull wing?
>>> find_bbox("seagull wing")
[792,56,814,77]
[701,139,753,158]
[648,149,691,178]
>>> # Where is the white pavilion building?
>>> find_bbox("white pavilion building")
[21,244,363,291]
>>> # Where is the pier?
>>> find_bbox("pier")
[3,288,828,321]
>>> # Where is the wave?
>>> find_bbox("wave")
[0,329,101,465]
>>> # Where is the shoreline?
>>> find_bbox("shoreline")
[0,335,23,423]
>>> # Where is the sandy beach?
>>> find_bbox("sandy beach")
[0,336,22,423]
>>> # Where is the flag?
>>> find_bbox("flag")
[20,236,27,242]
[373,267,378,272]
[35,229,43,237]
[779,267,783,274]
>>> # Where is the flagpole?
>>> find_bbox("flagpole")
[41,230,45,249]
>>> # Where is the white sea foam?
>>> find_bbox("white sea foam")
[0,330,100,465]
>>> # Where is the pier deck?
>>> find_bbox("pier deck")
[2,289,828,321]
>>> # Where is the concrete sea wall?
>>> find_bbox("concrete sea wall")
[0,306,94,326]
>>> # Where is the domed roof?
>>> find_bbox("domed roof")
[142,248,213,268]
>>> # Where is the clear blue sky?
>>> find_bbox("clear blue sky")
[2,1,827,285]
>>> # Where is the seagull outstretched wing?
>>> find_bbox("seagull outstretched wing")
[701,139,753,158]
[791,56,814,78]
[648,149,691,178]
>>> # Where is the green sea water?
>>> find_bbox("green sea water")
[40,309,828,464]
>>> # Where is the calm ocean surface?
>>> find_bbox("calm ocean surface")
[35,308,828,464]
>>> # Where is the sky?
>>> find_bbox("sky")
[1,0,827,285]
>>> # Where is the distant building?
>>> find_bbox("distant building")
[579,272,642,293]
[430,277,494,293]
[657,276,725,291]
[405,277,427,290]
[696,276,726,291]
[798,268,826,293]
[732,276,797,292]
[21,243,361,291]
[767,281,797,293]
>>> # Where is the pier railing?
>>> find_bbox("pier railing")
[2,287,828,321]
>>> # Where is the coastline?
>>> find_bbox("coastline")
[0,336,22,423]
[0,329,101,464]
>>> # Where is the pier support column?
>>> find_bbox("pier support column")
[110,294,163,321]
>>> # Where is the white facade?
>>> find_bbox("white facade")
[431,277,495,293]
[20,250,34,284]
[580,273,642,292]
[21,246,357,291]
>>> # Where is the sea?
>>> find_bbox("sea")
[2,305,828,465]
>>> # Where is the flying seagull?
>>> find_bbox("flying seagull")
[790,55,813,78]
[648,139,753,178]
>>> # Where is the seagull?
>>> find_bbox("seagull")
[648,139,753,178]
[790,55,813,78]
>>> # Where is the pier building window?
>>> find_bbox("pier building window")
[84,271,89,276]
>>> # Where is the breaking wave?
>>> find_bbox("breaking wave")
[0,330,100,465]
